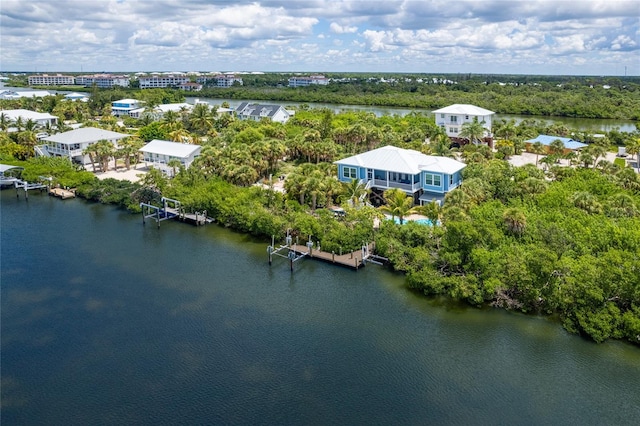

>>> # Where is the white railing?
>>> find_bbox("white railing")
[372,179,421,192]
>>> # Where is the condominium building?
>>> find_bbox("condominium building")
[138,75,190,89]
[28,74,75,86]
[288,75,329,87]
[196,74,243,87]
[75,74,130,88]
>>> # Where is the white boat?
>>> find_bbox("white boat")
[0,164,24,186]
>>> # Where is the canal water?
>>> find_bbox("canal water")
[2,190,639,425]
[187,97,639,133]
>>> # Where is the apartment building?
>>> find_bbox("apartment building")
[138,75,190,89]
[28,74,75,86]
[288,75,329,87]
[76,74,130,88]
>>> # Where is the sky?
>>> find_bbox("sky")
[1,0,639,76]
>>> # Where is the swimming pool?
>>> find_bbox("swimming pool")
[388,216,435,226]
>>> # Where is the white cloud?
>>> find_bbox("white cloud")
[0,0,637,75]
[329,22,358,34]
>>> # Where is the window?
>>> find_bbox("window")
[449,174,454,185]
[449,127,458,133]
[342,166,357,179]
[450,116,457,123]
[465,115,469,120]
[441,114,445,118]
[424,173,441,187]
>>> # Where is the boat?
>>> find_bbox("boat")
[0,164,24,187]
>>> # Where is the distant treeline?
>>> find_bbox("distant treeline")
[6,72,640,120]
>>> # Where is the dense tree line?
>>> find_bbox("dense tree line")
[6,72,640,120]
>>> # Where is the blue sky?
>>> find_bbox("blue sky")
[1,0,639,75]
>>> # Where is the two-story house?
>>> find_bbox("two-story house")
[40,128,128,164]
[139,139,201,177]
[235,102,291,124]
[335,145,466,205]
[432,104,495,147]
[111,99,144,117]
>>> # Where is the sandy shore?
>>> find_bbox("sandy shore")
[92,163,148,183]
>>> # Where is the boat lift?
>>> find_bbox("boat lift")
[267,229,313,271]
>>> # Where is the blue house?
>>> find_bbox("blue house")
[335,145,467,205]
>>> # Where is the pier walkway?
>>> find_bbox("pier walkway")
[268,232,378,271]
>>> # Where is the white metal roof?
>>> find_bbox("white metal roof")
[0,164,24,173]
[0,109,58,121]
[112,98,141,104]
[43,128,129,144]
[432,104,495,116]
[155,103,193,113]
[139,139,201,158]
[335,145,466,175]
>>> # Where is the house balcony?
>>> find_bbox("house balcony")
[371,179,421,193]
[45,146,83,157]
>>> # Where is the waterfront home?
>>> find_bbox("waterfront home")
[524,134,587,154]
[129,102,193,120]
[335,145,466,205]
[40,127,128,164]
[111,99,144,117]
[0,90,52,100]
[0,109,58,129]
[64,92,89,102]
[235,102,292,124]
[432,104,494,146]
[139,139,201,177]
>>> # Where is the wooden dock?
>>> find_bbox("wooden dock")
[49,187,76,199]
[268,232,377,271]
[290,242,375,270]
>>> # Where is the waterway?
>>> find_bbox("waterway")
[2,190,639,424]
[188,96,639,133]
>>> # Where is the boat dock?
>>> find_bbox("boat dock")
[14,179,49,199]
[268,232,376,271]
[140,197,213,227]
[49,187,76,199]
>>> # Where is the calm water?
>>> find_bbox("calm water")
[188,97,639,133]
[2,190,640,425]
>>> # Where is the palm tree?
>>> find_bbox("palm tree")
[549,139,566,157]
[606,193,637,218]
[0,112,9,131]
[444,189,470,211]
[572,191,602,214]
[168,128,191,143]
[379,188,416,224]
[118,136,144,170]
[83,144,99,171]
[459,117,486,145]
[167,158,182,178]
[625,137,640,173]
[531,141,546,166]
[162,110,180,131]
[94,139,115,172]
[587,144,608,168]
[420,200,441,226]
[520,177,548,197]
[503,208,526,236]
[304,171,326,211]
[189,103,213,135]
[342,178,368,208]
